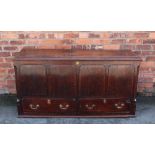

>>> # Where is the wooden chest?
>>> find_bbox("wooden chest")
[14,49,141,117]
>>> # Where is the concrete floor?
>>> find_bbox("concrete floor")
[0,95,155,124]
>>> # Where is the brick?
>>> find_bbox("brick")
[75,39,93,44]
[151,45,155,50]
[0,68,6,73]
[8,68,15,74]
[141,61,155,68]
[127,39,142,44]
[91,45,103,50]
[92,39,103,44]
[3,46,18,51]
[110,32,129,38]
[1,32,18,39]
[35,45,55,49]
[0,41,9,45]
[7,79,15,85]
[76,39,102,45]
[102,40,111,44]
[47,33,54,39]
[132,50,142,55]
[54,33,64,39]
[0,58,4,62]
[139,66,152,72]
[54,45,71,49]
[135,45,152,50]
[71,45,92,50]
[143,39,155,44]
[142,83,153,88]
[104,45,120,50]
[88,33,100,38]
[62,39,74,44]
[27,33,46,39]
[10,40,25,45]
[26,40,40,45]
[102,32,111,38]
[18,33,26,39]
[0,63,12,68]
[141,51,155,56]
[143,73,154,78]
[79,32,89,38]
[40,40,63,45]
[4,57,13,63]
[72,44,102,50]
[146,56,155,61]
[64,32,79,38]
[22,46,36,49]
[8,88,16,94]
[133,32,149,38]
[149,32,155,38]
[138,77,153,83]
[5,74,13,80]
[0,52,11,57]
[120,45,135,50]
[111,39,126,44]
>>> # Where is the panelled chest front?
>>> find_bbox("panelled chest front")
[14,49,141,117]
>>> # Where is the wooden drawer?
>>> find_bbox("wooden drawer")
[21,98,53,115]
[21,98,77,115]
[79,98,131,115]
[51,99,77,115]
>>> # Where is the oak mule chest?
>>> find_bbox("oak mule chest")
[14,49,141,117]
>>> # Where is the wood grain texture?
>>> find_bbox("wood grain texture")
[14,49,141,117]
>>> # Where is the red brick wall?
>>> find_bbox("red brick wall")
[0,31,155,96]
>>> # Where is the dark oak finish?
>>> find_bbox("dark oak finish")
[14,49,141,117]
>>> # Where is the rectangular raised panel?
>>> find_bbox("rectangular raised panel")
[48,65,77,98]
[107,64,134,98]
[19,65,47,96]
[79,65,106,98]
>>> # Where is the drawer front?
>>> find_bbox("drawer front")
[21,98,53,114]
[51,99,77,115]
[21,98,77,115]
[79,98,131,115]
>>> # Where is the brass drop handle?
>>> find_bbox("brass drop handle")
[75,61,80,65]
[59,104,70,110]
[115,103,125,109]
[29,104,40,110]
[116,106,122,109]
[85,104,96,110]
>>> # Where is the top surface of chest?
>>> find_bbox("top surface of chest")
[14,49,142,61]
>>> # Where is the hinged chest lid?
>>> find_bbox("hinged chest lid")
[14,48,142,61]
